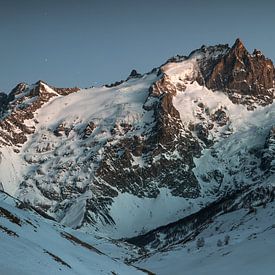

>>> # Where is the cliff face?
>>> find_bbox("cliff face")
[201,39,275,107]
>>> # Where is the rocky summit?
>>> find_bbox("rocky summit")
[0,39,275,274]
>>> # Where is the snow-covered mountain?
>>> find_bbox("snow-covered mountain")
[0,38,275,274]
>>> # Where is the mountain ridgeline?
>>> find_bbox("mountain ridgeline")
[0,39,274,242]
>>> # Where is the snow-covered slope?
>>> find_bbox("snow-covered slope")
[0,190,150,275]
[135,197,275,275]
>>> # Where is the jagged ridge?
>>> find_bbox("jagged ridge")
[0,38,274,240]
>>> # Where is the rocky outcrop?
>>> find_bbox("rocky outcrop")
[261,126,275,172]
[52,86,80,96]
[126,69,142,81]
[0,93,8,115]
[106,69,142,88]
[200,39,275,107]
[0,83,29,116]
[7,82,28,102]
[0,81,79,147]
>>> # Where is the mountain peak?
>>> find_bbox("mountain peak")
[127,69,142,81]
[35,80,49,87]
[194,38,275,107]
[230,38,248,56]
[233,38,244,48]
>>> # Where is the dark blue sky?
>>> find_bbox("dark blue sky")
[1,0,274,93]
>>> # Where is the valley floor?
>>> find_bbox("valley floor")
[135,201,275,275]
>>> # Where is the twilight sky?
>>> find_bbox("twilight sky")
[1,0,275,93]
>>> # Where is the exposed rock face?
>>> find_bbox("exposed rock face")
[192,43,230,86]
[52,86,80,96]
[0,81,79,147]
[261,126,275,172]
[8,82,29,101]
[127,69,142,80]
[94,74,201,203]
[200,39,275,107]
[0,93,8,115]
